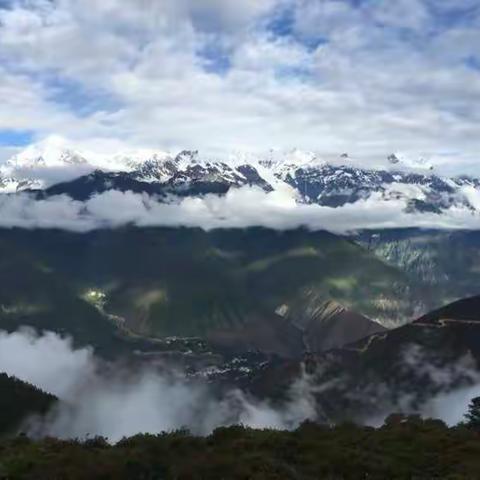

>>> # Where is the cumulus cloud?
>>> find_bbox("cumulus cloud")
[0,0,479,170]
[0,187,479,233]
[0,328,94,398]
[0,328,317,441]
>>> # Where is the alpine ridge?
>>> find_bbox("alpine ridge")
[1,139,480,216]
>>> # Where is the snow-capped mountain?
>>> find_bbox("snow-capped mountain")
[0,136,172,191]
[1,139,479,215]
[387,153,434,171]
[280,162,478,212]
[0,137,92,192]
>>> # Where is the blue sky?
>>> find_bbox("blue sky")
[0,129,33,146]
[0,0,479,171]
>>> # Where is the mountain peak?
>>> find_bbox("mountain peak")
[2,138,438,176]
[175,150,200,166]
[6,136,88,170]
[387,153,434,171]
[108,150,172,172]
[258,148,323,171]
[2,137,175,174]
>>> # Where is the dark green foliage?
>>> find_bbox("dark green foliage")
[1,418,480,479]
[0,374,56,436]
[465,396,480,429]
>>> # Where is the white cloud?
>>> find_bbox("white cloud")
[0,328,316,441]
[0,328,94,398]
[0,186,479,232]
[461,185,480,210]
[365,344,480,427]
[368,0,432,32]
[0,0,479,170]
[2,328,479,439]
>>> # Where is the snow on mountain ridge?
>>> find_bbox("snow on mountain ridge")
[0,137,175,173]
[387,153,434,171]
[4,136,88,169]
[0,136,439,176]
[3,139,479,218]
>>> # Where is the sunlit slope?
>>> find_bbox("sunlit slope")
[0,236,132,355]
[0,228,427,353]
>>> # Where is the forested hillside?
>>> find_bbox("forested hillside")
[1,417,480,479]
[0,374,56,436]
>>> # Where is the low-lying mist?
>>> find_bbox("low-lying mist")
[1,328,478,442]
[360,344,480,427]
[0,329,316,442]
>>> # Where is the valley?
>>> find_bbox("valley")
[0,227,421,359]
[250,295,480,424]
[1,136,480,446]
[1,0,479,475]
[1,224,480,434]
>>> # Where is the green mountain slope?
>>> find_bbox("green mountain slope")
[0,243,138,357]
[0,227,427,356]
[0,373,56,436]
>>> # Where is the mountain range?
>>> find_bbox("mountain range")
[0,227,417,360]
[2,292,480,435]
[248,294,480,424]
[0,226,479,364]
[1,139,480,438]
[0,224,479,437]
[1,138,480,216]
[353,229,480,305]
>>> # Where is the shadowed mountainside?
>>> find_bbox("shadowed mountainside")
[0,227,425,358]
[354,229,480,308]
[0,374,56,436]
[251,295,480,422]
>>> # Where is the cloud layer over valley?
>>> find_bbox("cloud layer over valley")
[0,187,479,233]
[0,329,317,441]
[1,329,479,441]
